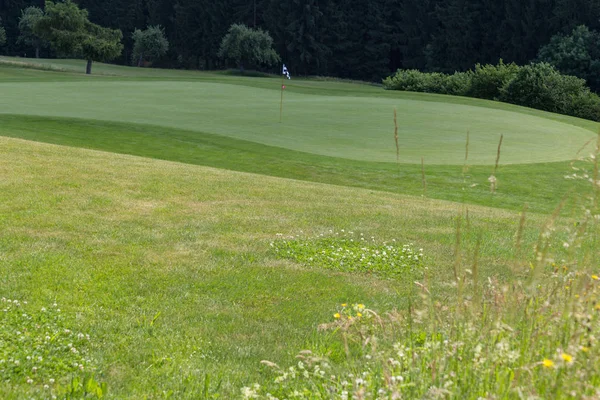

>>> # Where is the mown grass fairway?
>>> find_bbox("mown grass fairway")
[1,59,599,398]
[0,56,597,166]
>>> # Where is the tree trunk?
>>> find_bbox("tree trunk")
[86,59,93,75]
[35,47,40,59]
[137,54,144,67]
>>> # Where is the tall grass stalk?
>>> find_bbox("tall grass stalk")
[489,134,504,193]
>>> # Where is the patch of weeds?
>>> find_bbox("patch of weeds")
[271,230,424,279]
[0,298,96,392]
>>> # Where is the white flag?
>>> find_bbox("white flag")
[282,64,291,79]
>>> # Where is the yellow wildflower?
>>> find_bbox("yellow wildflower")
[595,304,600,310]
[580,346,590,353]
[357,304,365,310]
[334,313,341,319]
[561,353,573,364]
[592,275,599,281]
[357,312,363,317]
[542,359,555,368]
[341,303,347,307]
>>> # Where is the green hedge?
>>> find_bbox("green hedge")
[383,61,600,122]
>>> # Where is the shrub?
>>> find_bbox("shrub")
[382,69,471,96]
[441,71,472,96]
[468,60,520,100]
[384,62,600,121]
[382,69,433,92]
[569,91,600,121]
[499,62,589,114]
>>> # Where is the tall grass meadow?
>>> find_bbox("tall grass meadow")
[242,137,600,399]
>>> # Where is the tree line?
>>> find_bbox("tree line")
[2,0,600,82]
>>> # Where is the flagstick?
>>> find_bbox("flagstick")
[279,74,285,123]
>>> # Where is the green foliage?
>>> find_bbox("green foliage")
[218,24,280,70]
[442,71,473,96]
[81,22,123,64]
[469,60,520,100]
[385,62,600,121]
[0,298,96,392]
[34,0,89,57]
[17,7,46,57]
[132,25,169,67]
[3,0,600,80]
[538,25,600,92]
[271,231,424,279]
[499,63,595,115]
[34,0,122,74]
[60,374,107,399]
[382,69,471,96]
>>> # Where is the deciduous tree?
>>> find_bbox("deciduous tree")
[132,25,169,67]
[18,6,46,58]
[218,23,280,71]
[34,0,123,74]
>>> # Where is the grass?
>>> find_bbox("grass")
[0,57,598,166]
[0,136,560,398]
[0,114,589,215]
[1,59,599,397]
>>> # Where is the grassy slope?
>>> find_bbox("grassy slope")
[0,61,598,216]
[0,114,587,215]
[0,59,597,166]
[0,136,555,397]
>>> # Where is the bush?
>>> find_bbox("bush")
[468,60,520,100]
[384,62,600,122]
[382,69,435,92]
[441,71,473,96]
[499,63,588,114]
[382,69,471,95]
[568,91,600,121]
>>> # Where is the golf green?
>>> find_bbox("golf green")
[0,77,595,165]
